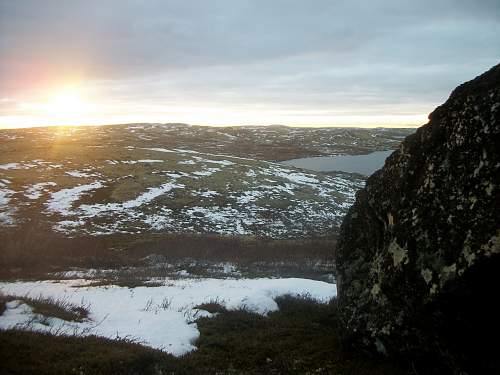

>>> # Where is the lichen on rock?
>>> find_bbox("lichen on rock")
[387,239,408,268]
[335,63,500,374]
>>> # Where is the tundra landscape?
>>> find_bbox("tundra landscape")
[0,124,413,374]
[1,1,498,374]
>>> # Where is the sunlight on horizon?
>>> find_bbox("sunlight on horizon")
[0,78,429,130]
[44,88,91,115]
[0,113,426,130]
[0,93,426,130]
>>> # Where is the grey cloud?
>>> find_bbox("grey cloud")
[0,0,499,122]
[1,1,497,74]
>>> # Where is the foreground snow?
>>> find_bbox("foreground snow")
[0,277,336,356]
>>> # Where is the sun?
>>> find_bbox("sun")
[45,88,90,115]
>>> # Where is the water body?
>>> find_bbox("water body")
[282,150,394,176]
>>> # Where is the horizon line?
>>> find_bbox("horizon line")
[0,122,423,131]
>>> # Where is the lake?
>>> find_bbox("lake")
[282,150,394,176]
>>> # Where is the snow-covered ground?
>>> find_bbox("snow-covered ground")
[0,277,336,356]
[2,124,399,239]
[0,181,16,225]
[0,146,364,238]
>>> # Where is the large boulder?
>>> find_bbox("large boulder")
[335,64,500,374]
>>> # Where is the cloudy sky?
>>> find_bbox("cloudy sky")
[0,0,499,128]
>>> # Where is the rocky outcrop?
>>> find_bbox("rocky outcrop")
[335,64,500,374]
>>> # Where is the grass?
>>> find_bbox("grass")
[79,278,166,288]
[184,296,405,374]
[0,293,89,322]
[0,227,337,280]
[0,295,407,375]
[0,331,179,375]
[194,298,228,314]
[0,295,6,315]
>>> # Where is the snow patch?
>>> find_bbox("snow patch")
[46,182,104,216]
[0,278,336,356]
[0,163,24,170]
[24,182,57,200]
[0,187,16,224]
[65,171,96,178]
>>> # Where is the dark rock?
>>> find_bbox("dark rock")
[335,64,500,374]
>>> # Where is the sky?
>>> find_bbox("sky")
[0,0,499,129]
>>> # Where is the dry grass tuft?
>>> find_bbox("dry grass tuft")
[0,293,89,322]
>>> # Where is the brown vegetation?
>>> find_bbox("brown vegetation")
[0,223,336,279]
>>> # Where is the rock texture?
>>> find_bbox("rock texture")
[336,64,500,374]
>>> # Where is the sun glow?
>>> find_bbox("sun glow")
[0,86,426,129]
[5,86,100,127]
[44,88,91,115]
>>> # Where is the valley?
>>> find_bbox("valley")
[0,123,413,369]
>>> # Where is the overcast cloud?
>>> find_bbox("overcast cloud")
[0,0,499,127]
